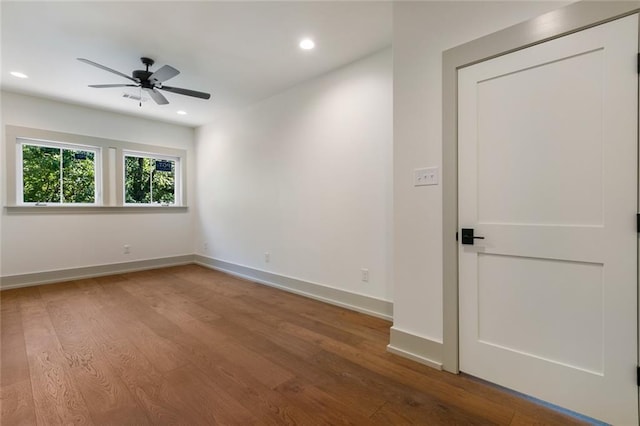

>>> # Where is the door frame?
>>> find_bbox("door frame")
[442,0,640,374]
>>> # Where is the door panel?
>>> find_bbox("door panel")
[458,15,638,425]
[477,253,603,374]
[477,49,604,226]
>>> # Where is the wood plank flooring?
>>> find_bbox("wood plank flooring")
[1,264,587,425]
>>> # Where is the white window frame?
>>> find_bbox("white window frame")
[16,137,102,206]
[5,126,188,210]
[122,150,182,206]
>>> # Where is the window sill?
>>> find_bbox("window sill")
[4,205,189,214]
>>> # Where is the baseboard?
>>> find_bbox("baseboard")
[1,254,394,322]
[0,255,195,290]
[387,327,443,370]
[194,255,393,321]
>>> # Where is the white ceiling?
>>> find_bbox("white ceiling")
[1,1,392,127]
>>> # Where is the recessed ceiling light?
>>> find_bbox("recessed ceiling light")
[10,71,28,79]
[177,110,187,115]
[299,38,315,50]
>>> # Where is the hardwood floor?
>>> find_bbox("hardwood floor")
[1,264,587,425]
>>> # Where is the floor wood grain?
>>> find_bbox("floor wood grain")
[1,264,588,425]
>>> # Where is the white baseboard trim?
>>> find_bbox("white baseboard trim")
[194,255,393,321]
[387,327,443,370]
[1,254,394,322]
[0,255,195,290]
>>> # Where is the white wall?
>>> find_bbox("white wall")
[1,92,195,276]
[0,1,575,334]
[393,1,571,342]
[195,49,393,303]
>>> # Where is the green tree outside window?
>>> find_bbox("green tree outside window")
[124,156,175,204]
[22,144,95,203]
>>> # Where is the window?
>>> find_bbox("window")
[17,139,101,205]
[7,126,187,209]
[124,152,180,205]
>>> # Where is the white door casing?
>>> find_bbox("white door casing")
[458,15,638,425]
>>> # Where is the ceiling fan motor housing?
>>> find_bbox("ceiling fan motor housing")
[132,70,154,86]
[135,57,156,88]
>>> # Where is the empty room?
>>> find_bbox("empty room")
[1,1,638,425]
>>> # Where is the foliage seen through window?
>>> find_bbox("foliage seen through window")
[22,144,96,204]
[125,156,176,204]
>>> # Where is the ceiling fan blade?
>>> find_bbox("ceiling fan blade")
[89,84,139,88]
[160,85,211,100]
[77,58,138,83]
[147,88,169,105]
[150,65,180,83]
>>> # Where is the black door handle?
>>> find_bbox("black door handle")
[461,228,484,245]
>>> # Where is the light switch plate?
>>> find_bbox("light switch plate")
[414,167,439,186]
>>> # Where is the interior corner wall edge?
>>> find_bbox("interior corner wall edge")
[1,91,196,276]
[387,326,443,370]
[194,48,393,306]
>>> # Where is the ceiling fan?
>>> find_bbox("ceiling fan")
[78,57,211,105]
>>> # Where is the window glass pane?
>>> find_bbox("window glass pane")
[125,155,176,204]
[152,159,175,204]
[62,149,95,203]
[22,145,61,203]
[125,156,151,203]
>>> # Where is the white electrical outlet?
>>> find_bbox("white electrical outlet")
[361,268,369,282]
[203,242,208,251]
[264,252,270,263]
[414,167,439,186]
[123,245,131,255]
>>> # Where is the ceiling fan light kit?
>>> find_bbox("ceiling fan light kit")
[122,92,149,103]
[78,56,211,106]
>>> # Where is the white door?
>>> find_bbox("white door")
[458,15,638,425]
